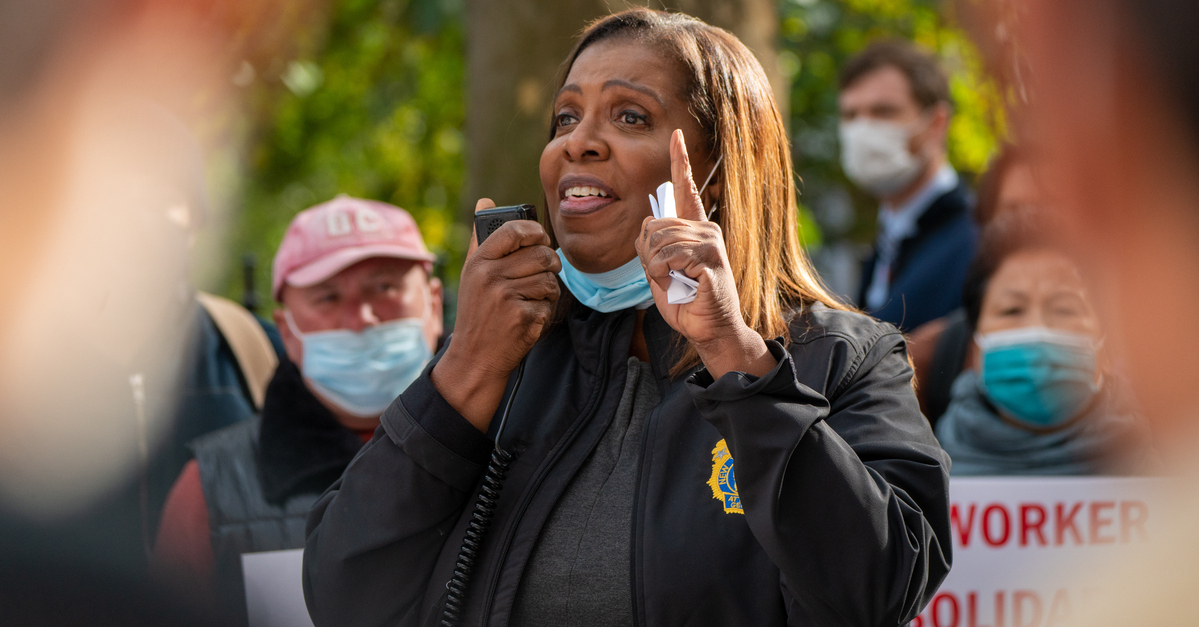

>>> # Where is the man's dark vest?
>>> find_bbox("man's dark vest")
[191,419,317,620]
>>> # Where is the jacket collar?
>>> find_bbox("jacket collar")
[859,181,973,302]
[564,301,692,398]
[913,180,972,235]
[256,359,365,503]
[882,181,973,281]
[641,306,696,393]
[877,164,959,245]
[563,300,627,375]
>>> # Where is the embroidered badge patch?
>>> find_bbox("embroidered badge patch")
[707,439,743,515]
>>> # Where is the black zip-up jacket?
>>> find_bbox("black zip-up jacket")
[303,303,952,627]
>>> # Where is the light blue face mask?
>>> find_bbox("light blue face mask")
[556,250,654,313]
[976,326,1102,429]
[555,154,723,313]
[286,311,433,417]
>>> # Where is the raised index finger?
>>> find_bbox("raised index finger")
[670,129,707,223]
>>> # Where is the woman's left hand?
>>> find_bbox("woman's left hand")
[636,130,777,379]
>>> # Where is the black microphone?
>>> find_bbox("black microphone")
[474,204,538,245]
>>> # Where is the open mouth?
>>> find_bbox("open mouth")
[558,175,618,216]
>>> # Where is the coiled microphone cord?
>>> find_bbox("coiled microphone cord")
[440,357,525,627]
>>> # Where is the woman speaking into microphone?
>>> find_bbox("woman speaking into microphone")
[303,9,951,627]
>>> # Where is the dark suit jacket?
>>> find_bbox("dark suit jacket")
[858,183,977,331]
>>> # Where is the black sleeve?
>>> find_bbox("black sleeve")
[687,335,951,626]
[302,365,493,627]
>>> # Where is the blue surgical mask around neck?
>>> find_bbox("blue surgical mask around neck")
[556,250,653,313]
[286,310,433,417]
[976,326,1102,429]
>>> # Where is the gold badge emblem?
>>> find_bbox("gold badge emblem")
[707,439,743,515]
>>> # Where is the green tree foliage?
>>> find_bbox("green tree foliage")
[779,0,1004,243]
[229,0,466,309]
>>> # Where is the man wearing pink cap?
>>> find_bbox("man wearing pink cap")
[153,195,442,621]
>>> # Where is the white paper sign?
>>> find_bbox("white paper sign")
[910,477,1166,627]
[243,549,314,627]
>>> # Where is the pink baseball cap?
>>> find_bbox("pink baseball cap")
[272,195,435,301]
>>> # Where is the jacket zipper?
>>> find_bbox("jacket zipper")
[627,401,658,627]
[479,328,616,627]
[629,312,676,627]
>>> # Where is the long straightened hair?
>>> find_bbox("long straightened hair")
[545,8,851,376]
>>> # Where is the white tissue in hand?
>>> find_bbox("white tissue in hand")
[649,181,676,219]
[665,270,698,303]
[647,182,698,304]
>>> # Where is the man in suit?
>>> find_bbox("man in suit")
[839,39,977,331]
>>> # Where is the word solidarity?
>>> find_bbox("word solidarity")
[913,589,1092,627]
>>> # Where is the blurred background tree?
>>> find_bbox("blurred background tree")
[220,0,467,314]
[216,0,1001,314]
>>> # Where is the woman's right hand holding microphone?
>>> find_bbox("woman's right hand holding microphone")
[431,199,561,432]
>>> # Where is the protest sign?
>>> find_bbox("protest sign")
[911,477,1165,627]
[243,549,314,627]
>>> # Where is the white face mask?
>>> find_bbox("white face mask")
[839,117,929,197]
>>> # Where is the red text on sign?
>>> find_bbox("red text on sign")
[949,500,1147,548]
